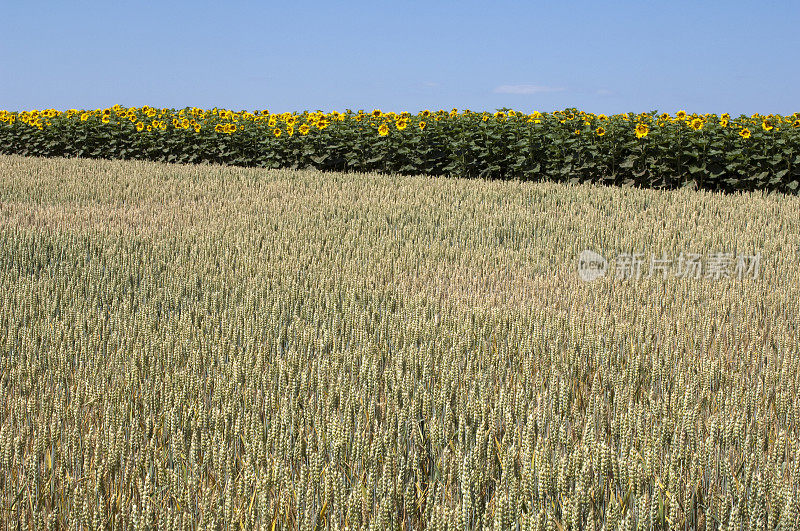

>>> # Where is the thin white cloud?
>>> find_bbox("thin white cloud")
[596,89,614,96]
[421,81,440,87]
[493,83,565,95]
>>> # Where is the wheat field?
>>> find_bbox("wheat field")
[1,154,799,529]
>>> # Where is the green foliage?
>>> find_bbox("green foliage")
[2,106,799,194]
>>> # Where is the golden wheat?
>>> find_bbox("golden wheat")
[0,154,798,529]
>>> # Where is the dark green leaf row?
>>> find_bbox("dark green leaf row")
[1,107,799,194]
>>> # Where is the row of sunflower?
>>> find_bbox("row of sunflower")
[1,105,798,193]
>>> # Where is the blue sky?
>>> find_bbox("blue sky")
[2,1,798,116]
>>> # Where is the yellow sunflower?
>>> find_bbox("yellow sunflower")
[419,121,427,131]
[635,123,649,139]
[396,119,408,131]
[136,122,145,132]
[762,120,774,132]
[378,124,389,136]
[596,126,606,136]
[739,128,751,139]
[690,118,704,131]
[676,110,687,121]
[299,124,310,135]
[273,128,282,137]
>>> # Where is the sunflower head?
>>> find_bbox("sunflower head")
[690,118,704,131]
[762,120,774,131]
[596,126,606,137]
[299,124,310,135]
[739,128,751,139]
[419,121,426,131]
[378,124,389,136]
[635,123,649,139]
[676,110,687,120]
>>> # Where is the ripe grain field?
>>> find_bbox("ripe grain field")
[1,154,799,530]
